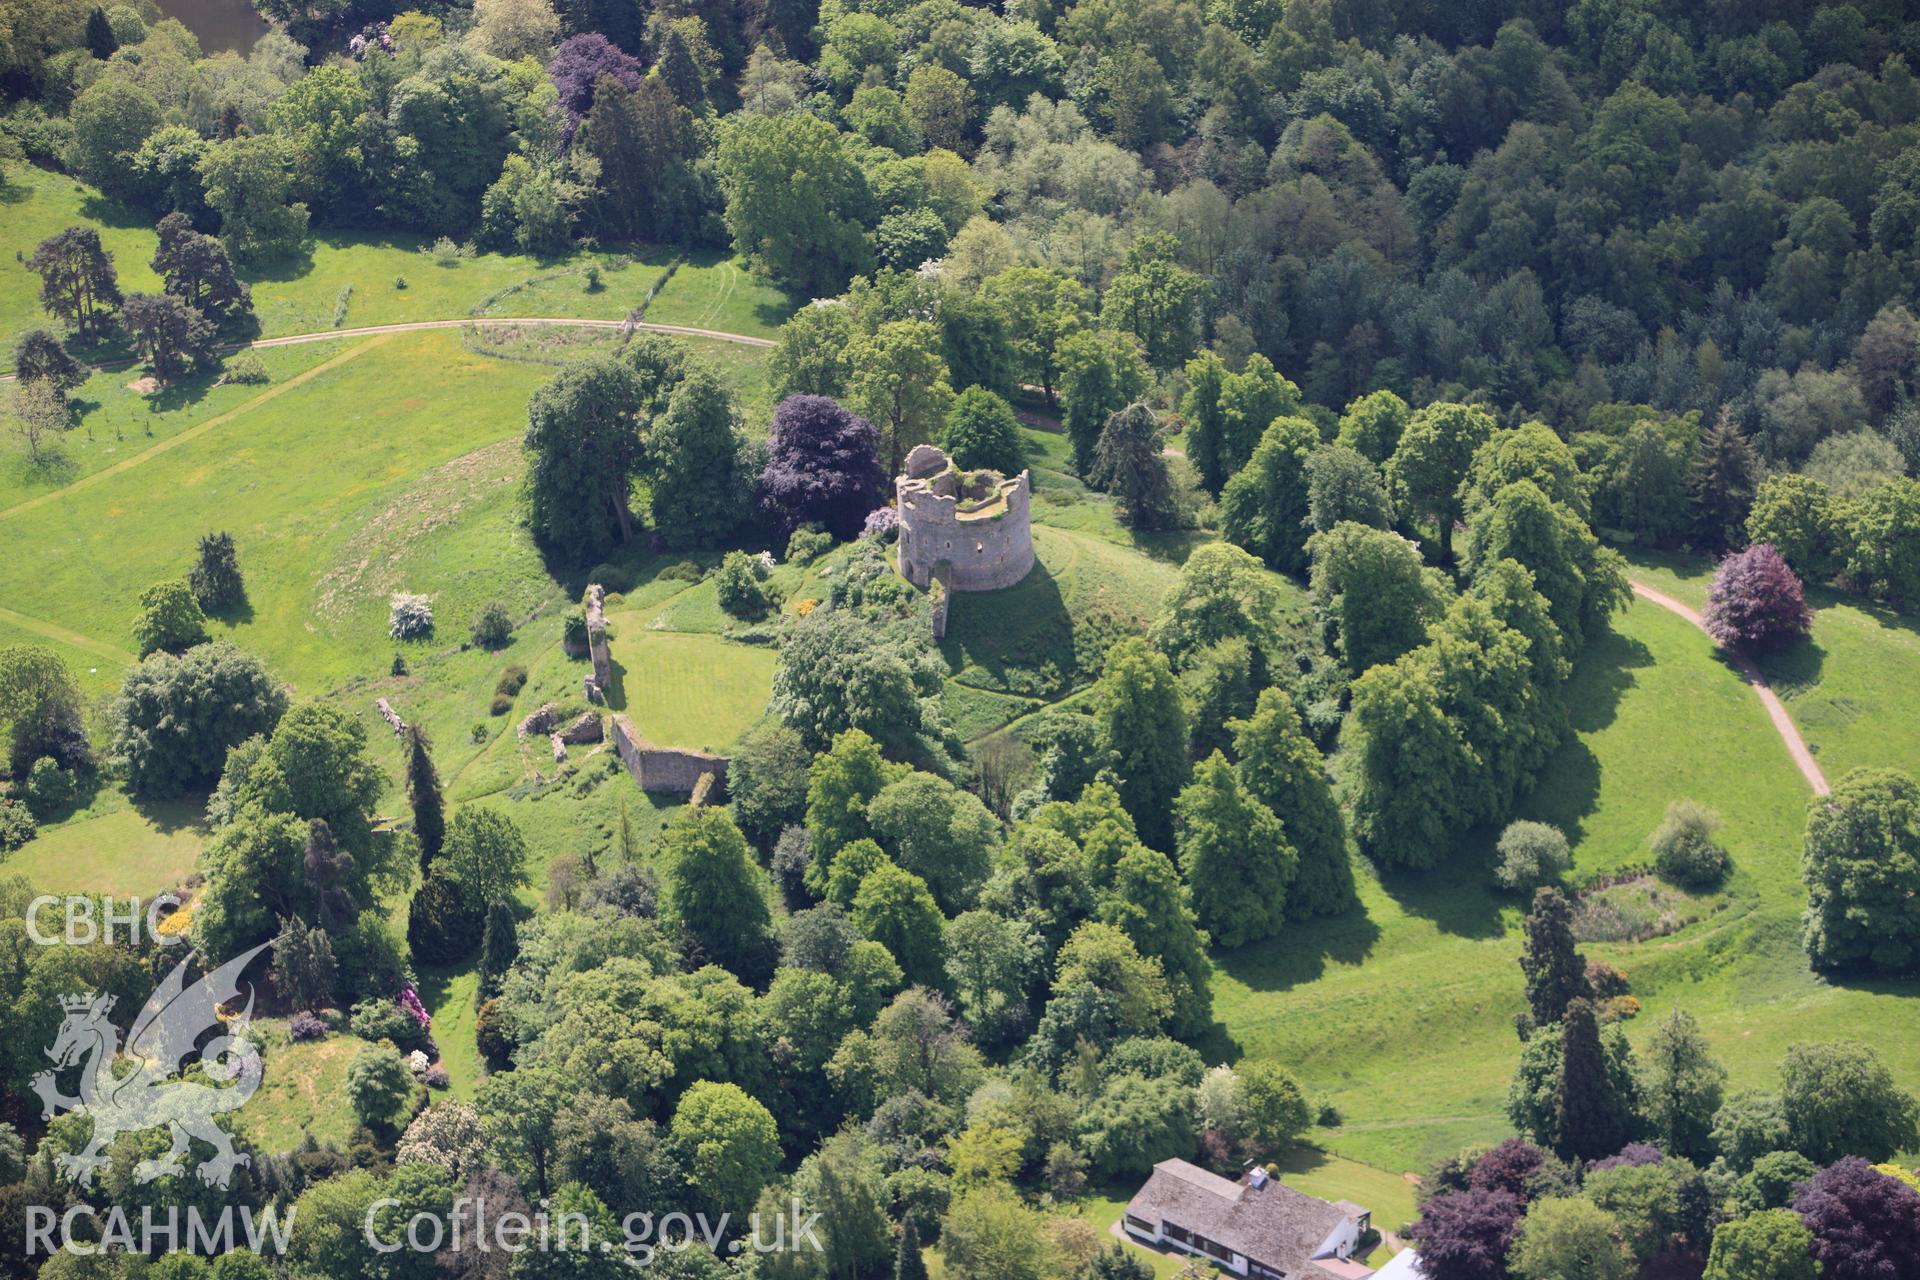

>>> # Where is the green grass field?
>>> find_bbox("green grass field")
[1622,547,1920,781]
[610,630,777,754]
[1213,594,1920,1181]
[238,1025,402,1153]
[1,166,793,364]
[0,796,205,895]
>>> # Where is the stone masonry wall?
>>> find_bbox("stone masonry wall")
[611,714,729,797]
[584,584,611,702]
[897,445,1035,593]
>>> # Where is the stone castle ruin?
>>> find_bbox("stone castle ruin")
[582,584,612,703]
[895,444,1034,636]
[611,714,727,800]
[575,581,729,799]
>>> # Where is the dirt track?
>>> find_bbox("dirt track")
[1628,579,1831,796]
[0,315,776,384]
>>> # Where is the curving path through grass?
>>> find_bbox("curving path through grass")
[0,315,776,384]
[1629,579,1831,795]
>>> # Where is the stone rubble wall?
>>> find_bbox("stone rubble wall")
[584,584,611,703]
[610,714,729,797]
[517,702,560,738]
[375,698,408,738]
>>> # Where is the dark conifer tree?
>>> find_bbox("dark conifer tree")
[1554,997,1630,1162]
[894,1220,930,1280]
[1691,408,1760,551]
[188,531,245,612]
[404,726,446,871]
[84,8,118,59]
[304,819,356,930]
[479,899,519,1002]
[1519,886,1591,1030]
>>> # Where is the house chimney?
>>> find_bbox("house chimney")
[1247,1167,1269,1190]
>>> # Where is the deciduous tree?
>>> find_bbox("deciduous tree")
[716,113,872,292]
[1094,639,1188,851]
[1704,1209,1819,1280]
[848,319,953,472]
[1175,752,1293,948]
[1057,328,1147,475]
[523,354,646,559]
[1220,415,1319,571]
[940,386,1026,475]
[851,861,946,988]
[1703,543,1811,651]
[646,365,746,548]
[1232,688,1354,918]
[198,133,310,265]
[1779,1040,1920,1164]
[1793,1158,1920,1280]
[1386,401,1495,562]
[662,807,774,983]
[667,1082,779,1223]
[1802,768,1920,976]
[1639,1008,1725,1163]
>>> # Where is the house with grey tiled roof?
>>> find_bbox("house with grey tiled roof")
[1122,1159,1373,1280]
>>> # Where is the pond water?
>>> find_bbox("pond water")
[155,0,271,55]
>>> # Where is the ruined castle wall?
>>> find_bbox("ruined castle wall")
[584,584,611,701]
[611,714,729,796]
[929,564,951,640]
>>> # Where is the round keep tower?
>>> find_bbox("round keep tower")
[895,444,1035,592]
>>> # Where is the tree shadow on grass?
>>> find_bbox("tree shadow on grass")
[1744,635,1826,699]
[1122,527,1212,566]
[77,191,158,231]
[124,792,212,837]
[233,241,318,285]
[1373,625,1651,937]
[1201,897,1388,1059]
[144,369,223,414]
[413,962,477,1021]
[937,559,1071,691]
[206,592,256,627]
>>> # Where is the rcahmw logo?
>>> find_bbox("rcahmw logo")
[24,1205,296,1258]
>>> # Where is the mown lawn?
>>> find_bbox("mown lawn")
[1213,595,1920,1179]
[2,796,206,896]
[1,166,800,358]
[609,630,776,754]
[644,249,804,342]
[1621,546,1920,782]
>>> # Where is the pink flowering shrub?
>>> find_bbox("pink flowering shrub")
[1703,542,1812,650]
[398,985,431,1031]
